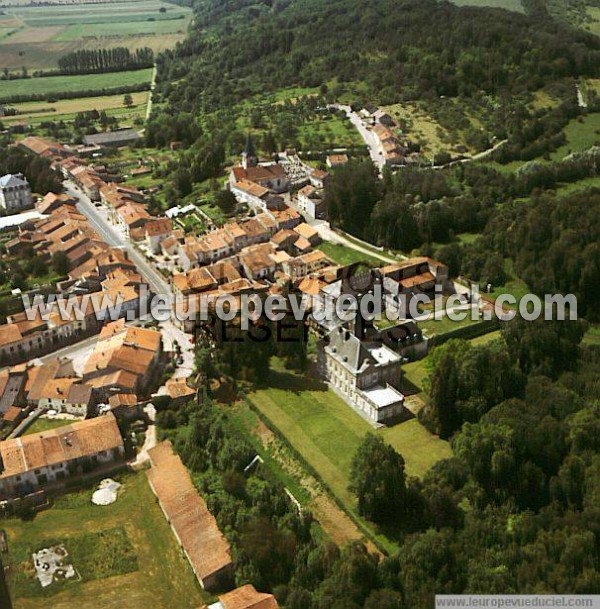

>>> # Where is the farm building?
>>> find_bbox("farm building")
[83,128,141,148]
[203,584,279,609]
[146,441,234,592]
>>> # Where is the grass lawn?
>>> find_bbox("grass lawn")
[550,112,600,161]
[317,242,380,266]
[0,69,152,100]
[247,360,452,551]
[1,473,209,609]
[418,313,480,338]
[296,117,363,149]
[22,417,74,437]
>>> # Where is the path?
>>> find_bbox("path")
[316,221,406,263]
[576,83,588,109]
[145,64,157,121]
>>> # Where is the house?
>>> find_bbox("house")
[239,243,277,281]
[309,169,329,189]
[144,218,172,253]
[326,154,349,168]
[0,174,33,213]
[172,267,218,296]
[322,326,405,423]
[36,192,77,215]
[283,250,330,280]
[202,585,279,609]
[146,441,234,591]
[0,413,124,500]
[293,222,321,246]
[82,319,163,395]
[108,393,141,420]
[230,179,271,210]
[82,128,140,148]
[163,378,195,408]
[373,110,395,126]
[297,185,325,219]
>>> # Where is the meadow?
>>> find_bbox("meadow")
[2,91,149,124]
[1,472,210,609]
[0,0,192,70]
[247,360,452,551]
[0,68,152,100]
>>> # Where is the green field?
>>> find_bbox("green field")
[247,360,452,550]
[1,472,209,609]
[53,19,189,41]
[2,90,149,124]
[550,112,600,160]
[0,1,192,70]
[0,68,152,100]
[450,0,524,11]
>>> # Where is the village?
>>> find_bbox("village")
[0,106,491,608]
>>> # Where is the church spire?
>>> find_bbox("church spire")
[242,133,258,168]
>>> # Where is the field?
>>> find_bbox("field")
[1,472,209,609]
[0,68,152,100]
[585,6,600,36]
[247,360,452,550]
[2,91,149,124]
[550,111,600,160]
[450,0,524,11]
[0,0,192,70]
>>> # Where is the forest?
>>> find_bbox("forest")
[151,0,600,118]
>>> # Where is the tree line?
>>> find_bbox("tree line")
[57,47,154,75]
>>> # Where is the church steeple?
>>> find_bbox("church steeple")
[242,133,258,169]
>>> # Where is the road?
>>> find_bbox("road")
[332,104,385,171]
[66,181,173,302]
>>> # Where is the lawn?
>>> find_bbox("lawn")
[247,360,452,550]
[296,116,363,150]
[22,417,74,437]
[1,473,209,609]
[418,312,481,338]
[583,325,600,347]
[0,68,152,101]
[317,242,380,266]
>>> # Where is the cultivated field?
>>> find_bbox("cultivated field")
[2,91,149,123]
[1,472,209,609]
[0,0,192,70]
[0,68,152,100]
